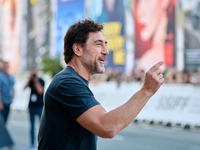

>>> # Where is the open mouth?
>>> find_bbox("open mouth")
[98,56,106,64]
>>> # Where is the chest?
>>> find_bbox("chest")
[0,75,14,87]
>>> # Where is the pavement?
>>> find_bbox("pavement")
[1,109,200,150]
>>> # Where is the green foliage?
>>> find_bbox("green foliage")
[41,56,64,78]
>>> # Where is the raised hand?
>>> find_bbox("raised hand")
[142,61,165,96]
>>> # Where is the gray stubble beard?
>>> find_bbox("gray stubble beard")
[94,61,105,74]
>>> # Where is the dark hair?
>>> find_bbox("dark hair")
[63,18,103,64]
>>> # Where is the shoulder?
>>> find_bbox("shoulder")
[55,66,88,85]
[53,74,89,95]
[0,71,4,77]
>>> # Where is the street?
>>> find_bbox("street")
[3,110,200,150]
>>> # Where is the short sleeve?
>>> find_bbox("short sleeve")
[57,79,100,119]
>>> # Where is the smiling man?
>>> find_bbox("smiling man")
[38,19,164,150]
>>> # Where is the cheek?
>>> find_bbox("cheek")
[83,50,97,64]
[90,48,100,59]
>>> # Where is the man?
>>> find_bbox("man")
[38,19,164,150]
[0,61,15,124]
[24,68,45,149]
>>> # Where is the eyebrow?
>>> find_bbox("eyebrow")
[94,40,107,45]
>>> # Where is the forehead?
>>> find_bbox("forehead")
[87,31,106,43]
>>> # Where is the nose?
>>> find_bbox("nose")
[102,45,109,55]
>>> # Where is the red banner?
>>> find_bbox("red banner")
[134,0,176,71]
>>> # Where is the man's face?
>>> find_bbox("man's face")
[2,62,9,74]
[81,31,109,74]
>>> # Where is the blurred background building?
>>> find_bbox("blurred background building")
[0,0,200,75]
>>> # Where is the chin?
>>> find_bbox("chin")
[102,67,105,73]
[95,67,105,74]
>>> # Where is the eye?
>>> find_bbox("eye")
[96,43,102,46]
[105,42,108,46]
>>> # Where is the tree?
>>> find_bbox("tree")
[41,56,64,78]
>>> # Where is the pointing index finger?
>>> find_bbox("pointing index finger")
[151,61,164,71]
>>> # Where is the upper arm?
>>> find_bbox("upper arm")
[76,104,117,138]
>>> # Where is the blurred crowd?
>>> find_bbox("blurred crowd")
[91,67,200,86]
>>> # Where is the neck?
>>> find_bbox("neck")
[68,59,93,81]
[3,70,8,75]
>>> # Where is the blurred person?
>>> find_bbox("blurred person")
[163,67,177,83]
[0,61,15,149]
[137,69,145,83]
[197,69,200,85]
[24,68,45,149]
[187,70,195,84]
[175,70,183,83]
[38,19,164,150]
[105,68,114,82]
[182,70,191,84]
[90,74,106,84]
[126,69,136,83]
[0,61,15,124]
[189,71,199,85]
[176,70,192,84]
[134,0,175,72]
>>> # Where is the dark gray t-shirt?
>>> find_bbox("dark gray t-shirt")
[38,66,100,150]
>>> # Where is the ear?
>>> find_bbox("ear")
[72,43,83,57]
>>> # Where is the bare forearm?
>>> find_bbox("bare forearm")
[102,89,152,136]
[100,62,164,137]
[24,79,31,89]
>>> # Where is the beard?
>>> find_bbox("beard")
[82,53,105,74]
[82,45,106,74]
[94,60,105,74]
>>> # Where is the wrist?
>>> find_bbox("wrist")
[140,87,154,98]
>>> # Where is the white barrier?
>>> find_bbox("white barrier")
[11,75,30,111]
[90,82,200,126]
[11,77,200,126]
